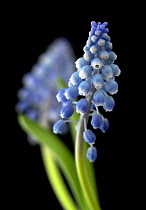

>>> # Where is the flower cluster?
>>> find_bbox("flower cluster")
[16,38,76,143]
[53,21,121,161]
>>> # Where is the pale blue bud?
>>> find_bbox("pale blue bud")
[83,129,96,143]
[101,65,113,79]
[103,96,115,111]
[53,119,66,134]
[76,98,88,114]
[64,85,79,99]
[93,90,105,106]
[60,105,74,118]
[79,65,92,79]
[86,147,97,162]
[78,80,91,96]
[92,73,104,88]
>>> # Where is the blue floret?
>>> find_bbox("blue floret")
[86,146,97,162]
[53,119,66,134]
[76,98,88,114]
[83,129,96,144]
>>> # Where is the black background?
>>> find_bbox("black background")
[4,2,138,210]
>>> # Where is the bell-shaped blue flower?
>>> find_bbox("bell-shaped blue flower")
[103,96,115,111]
[101,65,113,79]
[101,33,110,41]
[109,64,121,76]
[83,45,90,53]
[86,39,94,47]
[83,51,94,62]
[93,90,105,106]
[103,51,117,65]
[86,146,97,162]
[76,98,88,114]
[95,29,101,36]
[99,50,109,60]
[108,51,117,61]
[91,35,98,43]
[64,85,79,99]
[78,80,91,96]
[99,118,109,132]
[56,88,68,102]
[91,113,102,128]
[75,57,88,69]
[104,41,112,51]
[105,79,118,94]
[53,119,66,134]
[83,129,96,143]
[92,73,104,88]
[69,71,82,85]
[90,45,98,54]
[79,65,92,79]
[97,38,105,46]
[60,105,74,118]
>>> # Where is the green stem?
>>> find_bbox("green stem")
[70,111,80,145]
[41,145,79,210]
[75,89,102,210]
[70,110,99,203]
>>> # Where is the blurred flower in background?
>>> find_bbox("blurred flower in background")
[16,38,76,144]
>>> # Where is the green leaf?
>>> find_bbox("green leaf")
[41,145,79,210]
[18,114,84,209]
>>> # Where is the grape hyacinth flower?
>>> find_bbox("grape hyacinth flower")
[16,38,76,143]
[17,21,121,210]
[54,21,121,162]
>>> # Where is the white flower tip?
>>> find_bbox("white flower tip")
[106,109,113,112]
[53,131,57,134]
[60,113,63,118]
[64,93,69,100]
[78,73,85,80]
[56,96,61,102]
[78,91,86,96]
[110,90,118,95]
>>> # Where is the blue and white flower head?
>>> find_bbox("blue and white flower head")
[54,21,121,162]
[16,38,76,143]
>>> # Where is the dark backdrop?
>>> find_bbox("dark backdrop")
[5,3,137,210]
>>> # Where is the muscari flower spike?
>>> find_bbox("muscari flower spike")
[54,21,121,162]
[16,38,76,144]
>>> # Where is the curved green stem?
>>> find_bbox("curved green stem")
[75,89,102,210]
[70,110,99,201]
[41,145,79,210]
